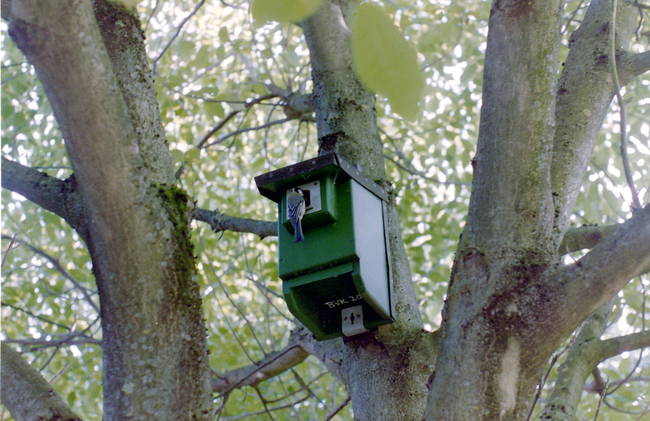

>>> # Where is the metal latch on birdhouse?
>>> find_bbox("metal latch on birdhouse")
[341,305,368,337]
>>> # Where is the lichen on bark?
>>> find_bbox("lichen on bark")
[156,183,201,308]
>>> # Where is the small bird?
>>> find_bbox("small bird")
[287,187,306,242]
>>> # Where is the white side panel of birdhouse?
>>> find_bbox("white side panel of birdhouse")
[351,180,390,317]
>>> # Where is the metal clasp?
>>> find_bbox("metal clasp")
[341,305,368,337]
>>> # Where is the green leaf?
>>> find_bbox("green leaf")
[351,2,425,120]
[205,101,225,118]
[218,27,230,43]
[251,0,323,24]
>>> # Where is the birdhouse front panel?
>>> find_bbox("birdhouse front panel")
[278,176,354,280]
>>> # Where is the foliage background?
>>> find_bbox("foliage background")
[1,0,648,419]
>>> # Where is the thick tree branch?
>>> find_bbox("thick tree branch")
[540,302,648,420]
[559,224,619,254]
[597,330,650,362]
[211,344,309,393]
[298,4,433,419]
[462,0,562,260]
[620,50,650,83]
[193,208,276,239]
[540,302,612,421]
[584,376,650,394]
[290,326,347,382]
[1,157,88,238]
[427,4,565,418]
[1,342,82,421]
[556,205,650,327]
[300,0,385,181]
[551,0,638,237]
[93,0,175,186]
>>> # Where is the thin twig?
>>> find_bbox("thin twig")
[1,235,99,313]
[38,345,62,372]
[526,351,563,421]
[263,371,328,405]
[144,0,160,33]
[212,292,257,363]
[635,406,650,420]
[253,386,277,421]
[603,395,647,415]
[222,396,309,421]
[220,394,310,421]
[4,333,101,349]
[562,0,587,34]
[324,395,351,421]
[585,375,650,393]
[196,94,277,148]
[624,0,650,10]
[203,117,295,149]
[1,234,17,268]
[605,285,645,396]
[632,0,646,41]
[262,102,283,164]
[610,0,642,211]
[152,0,206,70]
[213,391,230,419]
[290,369,319,401]
[1,62,25,69]
[214,269,267,355]
[1,301,71,331]
[381,128,468,185]
[219,0,245,9]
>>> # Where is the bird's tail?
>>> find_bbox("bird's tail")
[293,220,304,242]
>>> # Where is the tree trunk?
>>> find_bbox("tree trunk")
[425,1,563,418]
[4,1,212,418]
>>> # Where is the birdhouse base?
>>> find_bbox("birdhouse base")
[283,262,393,340]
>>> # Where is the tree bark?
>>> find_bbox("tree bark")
[300,0,385,181]
[551,0,637,238]
[541,301,650,420]
[1,342,82,421]
[4,1,211,418]
[426,1,563,418]
[1,157,88,239]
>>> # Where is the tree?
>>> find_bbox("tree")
[1,0,649,420]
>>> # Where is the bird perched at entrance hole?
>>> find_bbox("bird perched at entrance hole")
[287,187,306,242]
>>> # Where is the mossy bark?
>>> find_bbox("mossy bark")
[5,1,211,418]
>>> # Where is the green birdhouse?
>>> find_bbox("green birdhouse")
[255,153,394,340]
